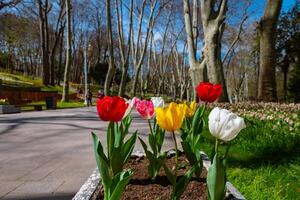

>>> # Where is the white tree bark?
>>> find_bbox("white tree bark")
[104,0,115,95]
[62,0,71,102]
[200,0,229,101]
[183,0,205,100]
[115,0,133,97]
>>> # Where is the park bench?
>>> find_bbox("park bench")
[17,103,44,111]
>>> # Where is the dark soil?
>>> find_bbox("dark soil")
[97,154,208,200]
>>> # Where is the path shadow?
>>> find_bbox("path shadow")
[2,194,74,200]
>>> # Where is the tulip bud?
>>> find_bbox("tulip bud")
[208,107,246,141]
[151,97,165,108]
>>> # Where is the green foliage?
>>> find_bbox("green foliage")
[104,117,137,175]
[200,110,300,200]
[288,62,300,102]
[276,2,300,101]
[0,51,9,68]
[139,118,166,179]
[91,132,133,200]
[207,153,226,200]
[162,159,196,200]
[181,106,204,177]
[89,62,127,86]
[171,166,196,200]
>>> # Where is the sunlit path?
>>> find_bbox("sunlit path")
[0,108,175,200]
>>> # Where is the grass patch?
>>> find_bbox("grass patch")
[0,71,78,94]
[200,112,300,200]
[0,71,42,88]
[57,100,87,109]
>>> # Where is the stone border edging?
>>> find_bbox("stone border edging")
[73,150,246,200]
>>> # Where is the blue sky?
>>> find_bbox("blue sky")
[248,0,297,21]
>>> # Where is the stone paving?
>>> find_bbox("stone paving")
[0,107,175,200]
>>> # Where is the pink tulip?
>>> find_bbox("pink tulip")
[132,97,140,107]
[135,99,155,119]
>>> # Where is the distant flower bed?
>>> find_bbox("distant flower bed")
[208,102,300,135]
[0,98,9,105]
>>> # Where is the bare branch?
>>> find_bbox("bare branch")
[222,15,248,63]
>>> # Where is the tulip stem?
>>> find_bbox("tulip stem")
[172,131,178,177]
[148,119,153,135]
[200,102,207,117]
[215,139,219,155]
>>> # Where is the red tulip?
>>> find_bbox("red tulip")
[196,82,222,103]
[96,96,129,122]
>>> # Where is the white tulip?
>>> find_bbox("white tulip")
[151,97,165,108]
[123,98,134,119]
[208,107,246,142]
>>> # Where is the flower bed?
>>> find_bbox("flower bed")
[76,82,248,200]
[73,151,245,200]
[208,102,300,134]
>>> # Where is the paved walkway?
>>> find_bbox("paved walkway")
[0,107,175,200]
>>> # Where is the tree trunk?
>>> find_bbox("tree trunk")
[118,63,128,97]
[183,0,205,100]
[258,0,282,101]
[200,0,229,102]
[104,0,115,96]
[283,69,288,101]
[37,0,50,85]
[57,28,64,85]
[117,0,133,97]
[61,0,72,102]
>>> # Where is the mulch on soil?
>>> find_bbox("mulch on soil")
[97,154,208,200]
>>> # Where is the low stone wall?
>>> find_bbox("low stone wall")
[0,105,20,114]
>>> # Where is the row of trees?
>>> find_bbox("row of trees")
[0,0,299,102]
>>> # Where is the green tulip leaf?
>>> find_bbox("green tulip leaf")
[91,132,111,187]
[172,166,196,200]
[162,163,176,186]
[122,131,137,164]
[207,153,226,200]
[109,169,133,200]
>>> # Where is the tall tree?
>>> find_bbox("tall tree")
[104,0,115,96]
[61,0,72,102]
[36,0,51,85]
[183,0,205,100]
[130,0,163,97]
[276,2,300,100]
[183,0,229,101]
[115,0,133,97]
[200,0,229,101]
[50,1,65,86]
[258,0,283,101]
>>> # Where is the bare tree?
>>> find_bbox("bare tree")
[115,0,133,97]
[0,0,20,10]
[61,0,72,102]
[36,0,51,85]
[258,0,283,101]
[130,0,164,96]
[50,1,65,85]
[183,0,230,101]
[104,0,115,95]
[183,0,205,100]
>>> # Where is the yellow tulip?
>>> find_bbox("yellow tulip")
[155,102,185,132]
[182,101,197,117]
